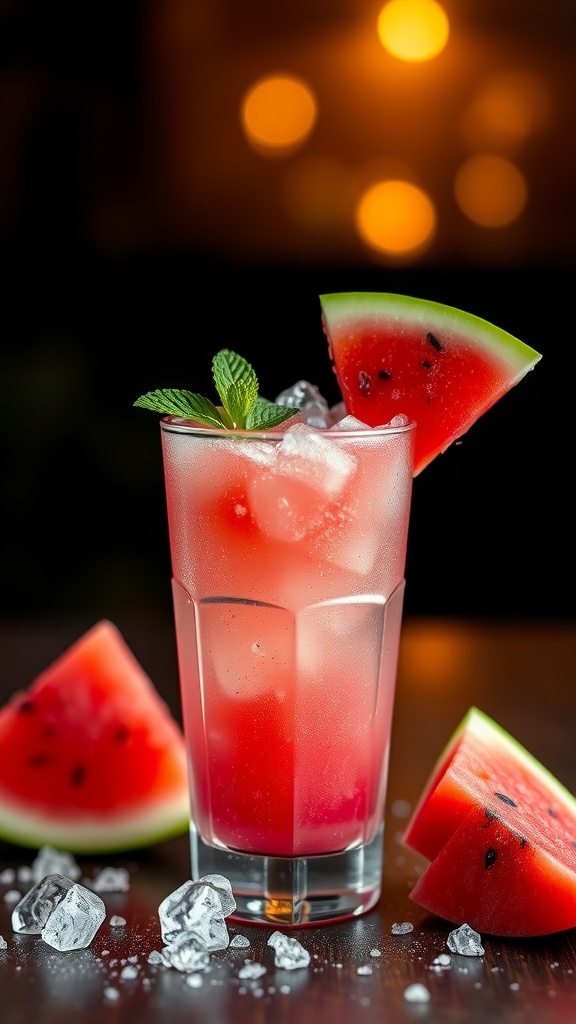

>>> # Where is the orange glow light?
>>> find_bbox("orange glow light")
[377,0,449,62]
[460,71,552,151]
[240,75,317,156]
[455,155,528,228]
[355,179,436,256]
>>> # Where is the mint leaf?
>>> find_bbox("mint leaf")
[134,349,299,431]
[246,397,296,430]
[221,379,260,429]
[134,389,225,427]
[213,350,256,392]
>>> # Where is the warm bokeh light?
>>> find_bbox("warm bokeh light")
[455,155,528,228]
[355,179,436,256]
[377,0,449,62]
[281,157,354,229]
[240,74,317,155]
[460,71,552,151]
[398,622,477,689]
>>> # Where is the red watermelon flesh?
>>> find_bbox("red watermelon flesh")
[403,707,576,936]
[0,620,190,852]
[320,292,542,475]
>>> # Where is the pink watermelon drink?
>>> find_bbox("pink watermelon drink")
[136,298,541,926]
[160,415,415,909]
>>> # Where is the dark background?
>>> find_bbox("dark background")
[0,1,574,626]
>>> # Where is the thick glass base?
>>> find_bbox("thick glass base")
[190,824,384,927]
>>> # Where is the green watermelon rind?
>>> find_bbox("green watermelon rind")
[415,705,576,820]
[319,292,542,378]
[0,794,190,854]
[404,706,576,855]
[403,707,576,936]
[0,620,191,854]
[320,292,542,474]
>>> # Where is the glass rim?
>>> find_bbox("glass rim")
[159,416,416,440]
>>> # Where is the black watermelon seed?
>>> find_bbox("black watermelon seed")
[495,792,518,808]
[18,700,35,714]
[422,360,432,369]
[358,370,371,395]
[485,848,498,869]
[377,369,392,380]
[70,764,86,786]
[520,837,527,849]
[548,807,559,819]
[571,841,576,848]
[483,807,499,826]
[427,331,443,351]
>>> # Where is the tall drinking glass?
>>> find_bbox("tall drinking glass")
[160,415,415,926]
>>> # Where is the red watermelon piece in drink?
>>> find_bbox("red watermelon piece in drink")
[403,707,576,936]
[0,620,190,852]
[320,292,542,475]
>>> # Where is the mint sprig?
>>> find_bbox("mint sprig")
[134,349,297,431]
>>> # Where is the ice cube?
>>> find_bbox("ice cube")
[329,414,371,431]
[40,882,106,951]
[247,423,355,546]
[158,880,229,951]
[197,873,236,917]
[230,934,250,948]
[109,915,126,927]
[11,873,74,933]
[275,381,330,428]
[447,923,485,956]
[278,423,355,496]
[162,931,211,973]
[31,846,81,883]
[91,867,130,893]
[0,936,7,951]
[267,931,310,970]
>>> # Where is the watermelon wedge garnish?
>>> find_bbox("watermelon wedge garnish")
[403,707,576,936]
[0,620,190,853]
[320,292,542,475]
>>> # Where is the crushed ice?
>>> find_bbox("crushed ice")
[275,381,331,428]
[267,931,311,970]
[158,877,233,951]
[447,923,485,957]
[11,872,106,951]
[391,921,413,935]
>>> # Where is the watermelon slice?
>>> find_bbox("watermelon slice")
[0,620,190,853]
[320,292,542,475]
[403,707,576,936]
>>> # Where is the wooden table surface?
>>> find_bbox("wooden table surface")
[1,615,575,1024]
